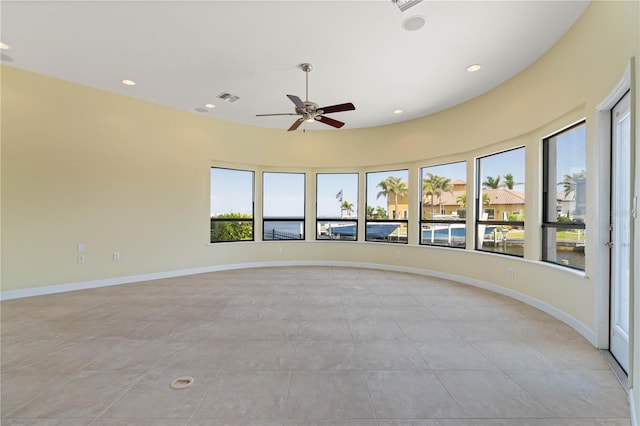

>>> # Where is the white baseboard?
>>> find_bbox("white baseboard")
[1,260,594,344]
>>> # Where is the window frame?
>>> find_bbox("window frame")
[541,121,586,270]
[475,147,526,257]
[419,161,467,249]
[210,167,255,243]
[262,171,306,241]
[365,169,409,244]
[315,172,359,241]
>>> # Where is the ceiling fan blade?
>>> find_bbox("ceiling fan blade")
[256,113,298,117]
[318,102,355,114]
[316,115,345,129]
[287,94,305,109]
[288,118,304,131]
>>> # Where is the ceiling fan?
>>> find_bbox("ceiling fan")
[256,63,356,131]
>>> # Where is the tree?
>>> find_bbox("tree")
[456,192,489,209]
[340,200,354,217]
[422,179,435,218]
[483,175,502,189]
[456,193,467,208]
[377,176,408,219]
[559,170,586,199]
[375,206,387,219]
[211,212,253,242]
[366,205,375,219]
[500,173,523,189]
[502,173,522,190]
[423,173,453,217]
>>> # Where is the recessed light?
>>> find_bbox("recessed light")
[393,109,403,114]
[121,79,136,86]
[204,103,215,109]
[466,64,482,72]
[402,16,425,31]
[195,107,208,113]
[0,42,10,50]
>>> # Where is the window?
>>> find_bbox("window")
[476,147,525,256]
[420,161,466,248]
[366,169,409,243]
[542,122,586,269]
[210,167,254,242]
[316,173,359,240]
[263,172,305,240]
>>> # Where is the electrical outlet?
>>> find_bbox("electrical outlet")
[507,267,514,278]
[113,252,120,261]
[396,251,401,258]
[78,254,86,264]
[277,247,283,255]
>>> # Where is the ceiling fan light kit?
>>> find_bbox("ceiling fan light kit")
[256,63,355,132]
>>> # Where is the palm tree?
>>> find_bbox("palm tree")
[458,193,490,208]
[422,179,435,218]
[366,205,375,219]
[502,173,522,190]
[340,200,354,217]
[375,206,387,219]
[483,175,502,189]
[423,173,453,217]
[457,193,467,208]
[376,179,390,206]
[377,176,408,219]
[559,170,586,199]
[435,176,453,215]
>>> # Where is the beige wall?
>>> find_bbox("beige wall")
[2,1,639,405]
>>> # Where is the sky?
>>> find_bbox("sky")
[365,169,410,211]
[210,125,585,218]
[210,168,253,216]
[317,173,358,218]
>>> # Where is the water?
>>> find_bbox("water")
[263,221,304,240]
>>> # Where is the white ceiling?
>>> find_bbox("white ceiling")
[1,1,589,130]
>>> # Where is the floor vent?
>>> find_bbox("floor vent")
[169,376,194,390]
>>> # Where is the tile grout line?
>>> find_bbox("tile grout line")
[345,276,381,426]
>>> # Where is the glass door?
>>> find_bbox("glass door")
[609,90,631,373]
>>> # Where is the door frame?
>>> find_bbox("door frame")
[594,59,635,371]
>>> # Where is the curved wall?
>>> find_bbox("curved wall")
[2,0,638,349]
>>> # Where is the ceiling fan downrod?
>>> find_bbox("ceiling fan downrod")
[300,63,312,102]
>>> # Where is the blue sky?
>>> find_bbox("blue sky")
[365,169,409,211]
[211,125,585,217]
[210,168,253,216]
[262,172,305,217]
[317,173,358,218]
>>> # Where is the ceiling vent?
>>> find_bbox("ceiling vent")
[217,92,240,103]
[391,0,422,12]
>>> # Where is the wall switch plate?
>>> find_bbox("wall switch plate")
[113,252,120,261]
[78,243,85,253]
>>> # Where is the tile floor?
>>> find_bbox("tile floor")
[0,266,630,425]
